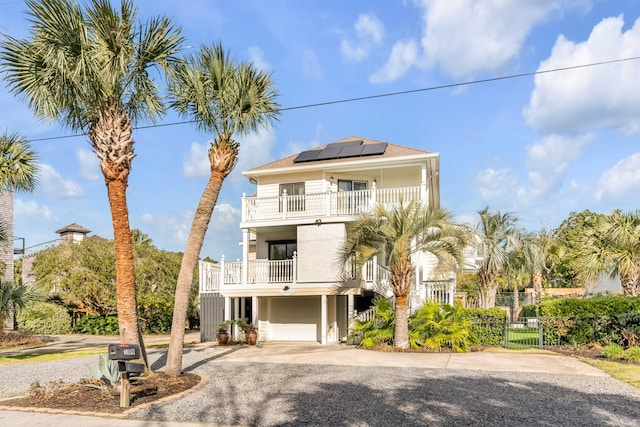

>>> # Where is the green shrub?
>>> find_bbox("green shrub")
[462,307,507,346]
[73,315,119,335]
[539,296,640,318]
[521,304,537,318]
[350,299,481,352]
[349,297,395,348]
[16,302,71,334]
[142,313,172,334]
[624,346,640,361]
[602,343,625,359]
[409,303,479,352]
[623,346,640,361]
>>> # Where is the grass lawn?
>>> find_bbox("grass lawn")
[580,358,640,390]
[506,327,539,350]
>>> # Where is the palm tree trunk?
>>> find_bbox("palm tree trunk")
[621,272,640,297]
[394,294,409,349]
[166,139,237,376]
[106,178,141,348]
[512,285,520,321]
[532,269,543,305]
[166,172,223,375]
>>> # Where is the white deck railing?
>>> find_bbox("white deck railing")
[199,256,297,293]
[242,185,423,223]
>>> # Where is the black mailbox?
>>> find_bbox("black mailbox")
[117,361,145,374]
[108,343,140,361]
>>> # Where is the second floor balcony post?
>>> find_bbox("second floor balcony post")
[220,255,226,287]
[421,163,428,207]
[371,180,377,206]
[292,251,298,284]
[241,193,247,222]
[281,188,288,219]
[242,229,249,286]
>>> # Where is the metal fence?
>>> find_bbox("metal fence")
[501,313,640,349]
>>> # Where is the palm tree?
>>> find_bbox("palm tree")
[340,201,468,349]
[0,281,42,328]
[504,234,542,319]
[0,0,184,352]
[574,210,640,296]
[165,42,279,375]
[0,131,38,325]
[475,207,521,309]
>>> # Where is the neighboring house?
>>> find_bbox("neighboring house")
[199,136,455,344]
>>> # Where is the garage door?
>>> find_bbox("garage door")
[270,323,317,341]
[268,296,319,342]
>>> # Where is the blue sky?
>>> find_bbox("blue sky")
[1,0,640,260]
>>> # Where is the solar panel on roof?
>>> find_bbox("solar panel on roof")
[337,144,365,158]
[293,149,321,163]
[315,144,344,160]
[360,143,387,156]
[332,140,363,148]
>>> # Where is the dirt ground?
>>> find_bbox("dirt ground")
[0,372,201,414]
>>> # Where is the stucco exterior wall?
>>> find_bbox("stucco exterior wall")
[296,223,345,283]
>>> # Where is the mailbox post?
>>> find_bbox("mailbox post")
[108,343,144,408]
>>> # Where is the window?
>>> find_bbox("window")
[338,180,368,214]
[279,182,305,212]
[268,241,296,282]
[269,241,297,260]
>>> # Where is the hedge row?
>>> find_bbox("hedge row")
[462,307,507,346]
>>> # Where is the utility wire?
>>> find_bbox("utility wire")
[25,55,640,143]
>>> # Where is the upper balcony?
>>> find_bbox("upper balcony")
[241,184,427,226]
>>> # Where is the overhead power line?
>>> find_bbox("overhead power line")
[25,55,640,143]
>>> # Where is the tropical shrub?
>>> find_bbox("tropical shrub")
[602,343,625,359]
[409,303,479,352]
[350,299,480,351]
[73,316,119,335]
[624,346,640,362]
[16,302,71,334]
[349,297,395,349]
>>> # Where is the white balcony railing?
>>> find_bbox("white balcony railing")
[199,255,297,293]
[199,255,390,294]
[242,185,423,223]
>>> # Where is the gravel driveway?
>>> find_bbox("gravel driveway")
[2,346,640,426]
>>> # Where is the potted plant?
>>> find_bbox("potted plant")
[237,320,258,345]
[216,320,235,346]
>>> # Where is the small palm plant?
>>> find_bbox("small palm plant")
[349,297,395,349]
[409,303,479,352]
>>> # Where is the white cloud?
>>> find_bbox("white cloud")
[37,164,84,198]
[524,15,640,134]
[138,203,242,258]
[182,128,276,183]
[183,142,210,179]
[76,148,100,180]
[370,0,587,82]
[517,134,592,204]
[473,167,518,204]
[14,199,52,220]
[247,46,270,71]
[369,40,419,84]
[341,13,385,62]
[595,152,640,201]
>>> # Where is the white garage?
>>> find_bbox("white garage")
[265,296,320,342]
